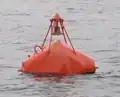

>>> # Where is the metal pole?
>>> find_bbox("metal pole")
[41,22,52,48]
[60,21,67,44]
[64,27,76,54]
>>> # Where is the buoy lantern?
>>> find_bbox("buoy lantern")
[18,13,96,75]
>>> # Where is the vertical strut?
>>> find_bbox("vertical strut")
[60,21,67,44]
[41,22,52,48]
[64,27,76,54]
[48,22,53,51]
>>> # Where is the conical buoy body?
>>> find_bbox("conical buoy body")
[18,40,96,75]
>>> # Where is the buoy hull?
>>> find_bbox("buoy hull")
[18,40,96,75]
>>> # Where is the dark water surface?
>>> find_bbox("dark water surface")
[0,0,120,97]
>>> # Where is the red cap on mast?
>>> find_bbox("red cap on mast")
[50,13,64,21]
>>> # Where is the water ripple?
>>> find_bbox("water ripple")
[0,0,120,97]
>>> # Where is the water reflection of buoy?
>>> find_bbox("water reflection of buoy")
[18,13,97,76]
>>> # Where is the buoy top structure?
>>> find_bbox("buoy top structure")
[18,13,96,76]
[41,13,76,54]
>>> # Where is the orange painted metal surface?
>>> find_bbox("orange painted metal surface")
[18,13,96,75]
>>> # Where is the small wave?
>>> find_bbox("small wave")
[0,65,18,69]
[93,49,118,53]
[2,13,31,16]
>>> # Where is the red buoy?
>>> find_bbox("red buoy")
[18,13,96,75]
